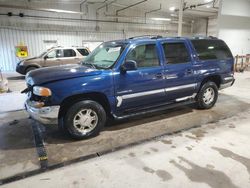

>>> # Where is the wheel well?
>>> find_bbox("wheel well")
[201,75,222,89]
[58,92,111,119]
[25,65,39,72]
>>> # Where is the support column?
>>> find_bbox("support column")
[178,0,184,36]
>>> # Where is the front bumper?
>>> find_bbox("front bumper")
[25,99,60,125]
[16,65,27,75]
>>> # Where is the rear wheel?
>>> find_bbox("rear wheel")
[63,100,106,139]
[196,81,218,109]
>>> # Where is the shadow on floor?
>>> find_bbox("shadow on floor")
[7,76,25,80]
[42,105,194,145]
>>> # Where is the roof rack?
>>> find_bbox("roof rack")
[208,36,218,39]
[191,35,218,40]
[128,35,163,40]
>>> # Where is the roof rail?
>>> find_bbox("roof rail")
[191,35,218,40]
[128,35,163,40]
[208,36,218,39]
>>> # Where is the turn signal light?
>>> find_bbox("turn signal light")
[33,86,52,97]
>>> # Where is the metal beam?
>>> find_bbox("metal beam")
[96,0,117,12]
[178,0,184,36]
[116,0,147,15]
[145,4,161,17]
[144,4,161,23]
[0,4,86,15]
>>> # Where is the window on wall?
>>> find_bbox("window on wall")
[126,44,159,68]
[191,39,233,60]
[162,42,190,64]
[63,49,76,57]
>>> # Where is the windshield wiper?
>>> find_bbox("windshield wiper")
[81,62,97,69]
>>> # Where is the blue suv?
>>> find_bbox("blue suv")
[23,36,235,139]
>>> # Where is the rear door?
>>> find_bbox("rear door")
[161,40,197,102]
[61,49,78,65]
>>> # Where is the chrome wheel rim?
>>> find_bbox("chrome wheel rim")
[203,87,215,105]
[73,109,98,134]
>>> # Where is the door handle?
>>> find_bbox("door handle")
[155,73,163,79]
[186,69,193,75]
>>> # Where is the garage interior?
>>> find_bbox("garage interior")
[0,0,250,187]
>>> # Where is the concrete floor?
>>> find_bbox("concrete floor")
[1,72,250,187]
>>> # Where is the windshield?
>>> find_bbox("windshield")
[82,42,126,69]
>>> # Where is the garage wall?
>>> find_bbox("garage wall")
[207,17,218,37]
[0,28,124,71]
[218,0,250,56]
[0,2,206,71]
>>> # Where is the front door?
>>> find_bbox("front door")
[114,43,166,114]
[44,49,63,67]
[161,41,197,102]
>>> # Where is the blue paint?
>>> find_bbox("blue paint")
[26,37,235,117]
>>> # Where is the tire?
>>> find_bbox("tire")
[196,81,218,109]
[63,100,106,139]
[26,66,37,74]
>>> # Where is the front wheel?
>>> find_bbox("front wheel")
[196,81,218,109]
[63,100,106,139]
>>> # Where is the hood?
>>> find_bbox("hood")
[25,57,38,61]
[26,64,102,85]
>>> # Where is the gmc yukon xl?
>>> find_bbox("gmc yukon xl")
[23,36,235,139]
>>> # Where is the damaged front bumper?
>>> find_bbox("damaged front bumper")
[25,99,59,125]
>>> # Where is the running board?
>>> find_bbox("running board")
[113,99,196,120]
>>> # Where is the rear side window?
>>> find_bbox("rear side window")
[63,49,76,57]
[191,39,233,61]
[162,42,190,64]
[77,48,89,56]
[126,44,159,68]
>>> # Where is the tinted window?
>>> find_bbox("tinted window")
[126,44,159,68]
[191,39,233,60]
[63,49,76,57]
[77,48,89,56]
[162,42,190,64]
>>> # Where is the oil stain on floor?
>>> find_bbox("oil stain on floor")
[171,156,239,188]
[212,147,250,175]
[143,166,173,182]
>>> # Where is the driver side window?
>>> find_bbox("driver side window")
[126,44,159,68]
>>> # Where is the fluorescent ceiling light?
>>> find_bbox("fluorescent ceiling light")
[151,17,171,21]
[44,9,80,14]
[169,6,175,11]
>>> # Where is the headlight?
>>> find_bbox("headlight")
[33,86,52,97]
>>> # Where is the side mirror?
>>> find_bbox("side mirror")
[44,56,48,60]
[121,60,137,73]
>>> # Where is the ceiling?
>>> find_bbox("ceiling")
[0,0,219,17]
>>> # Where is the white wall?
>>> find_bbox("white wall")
[218,0,250,56]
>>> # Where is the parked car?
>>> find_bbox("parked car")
[16,46,90,75]
[23,36,235,139]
